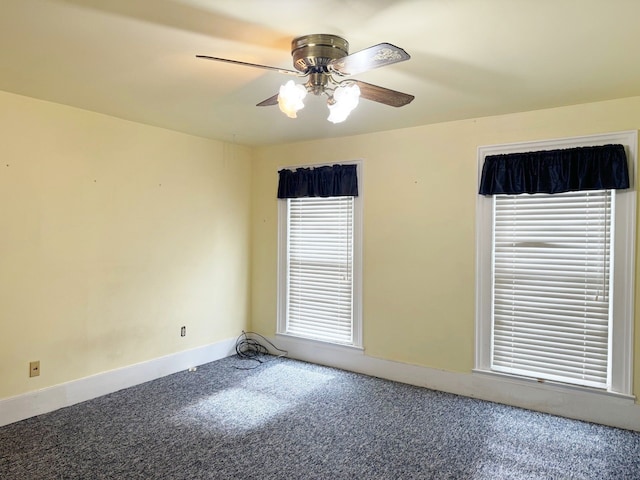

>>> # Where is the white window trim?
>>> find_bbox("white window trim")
[475,131,637,396]
[277,160,363,349]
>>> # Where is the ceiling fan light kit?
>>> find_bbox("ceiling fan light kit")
[197,33,414,124]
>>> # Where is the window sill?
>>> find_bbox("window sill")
[472,368,636,402]
[275,333,364,354]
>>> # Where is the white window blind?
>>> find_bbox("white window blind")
[286,196,354,344]
[491,190,613,389]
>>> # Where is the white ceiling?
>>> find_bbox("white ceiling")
[2,0,640,146]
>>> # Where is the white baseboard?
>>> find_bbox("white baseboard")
[0,338,236,427]
[5,334,638,432]
[274,335,640,432]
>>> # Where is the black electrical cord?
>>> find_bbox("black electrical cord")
[234,331,288,369]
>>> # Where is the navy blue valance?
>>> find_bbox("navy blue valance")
[277,164,358,198]
[479,144,629,195]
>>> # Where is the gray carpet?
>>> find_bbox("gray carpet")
[1,355,639,479]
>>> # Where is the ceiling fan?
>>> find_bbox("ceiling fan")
[196,34,414,123]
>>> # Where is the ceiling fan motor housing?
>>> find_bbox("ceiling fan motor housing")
[291,34,349,73]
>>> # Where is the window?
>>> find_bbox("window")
[277,164,362,347]
[476,132,636,395]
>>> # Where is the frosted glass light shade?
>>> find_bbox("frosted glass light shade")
[327,84,360,124]
[278,80,307,118]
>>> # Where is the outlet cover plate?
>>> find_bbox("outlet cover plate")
[29,361,40,377]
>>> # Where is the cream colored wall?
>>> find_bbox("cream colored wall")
[0,91,251,399]
[251,96,640,398]
[3,88,637,403]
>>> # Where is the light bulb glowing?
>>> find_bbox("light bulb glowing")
[277,80,307,118]
[327,84,360,124]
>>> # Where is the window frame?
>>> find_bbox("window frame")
[277,161,363,348]
[475,131,636,396]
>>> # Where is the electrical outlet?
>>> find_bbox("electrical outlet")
[29,361,40,377]
[180,326,186,337]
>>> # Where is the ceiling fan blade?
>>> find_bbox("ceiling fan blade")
[196,55,300,76]
[328,43,410,76]
[350,80,414,107]
[256,93,279,107]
